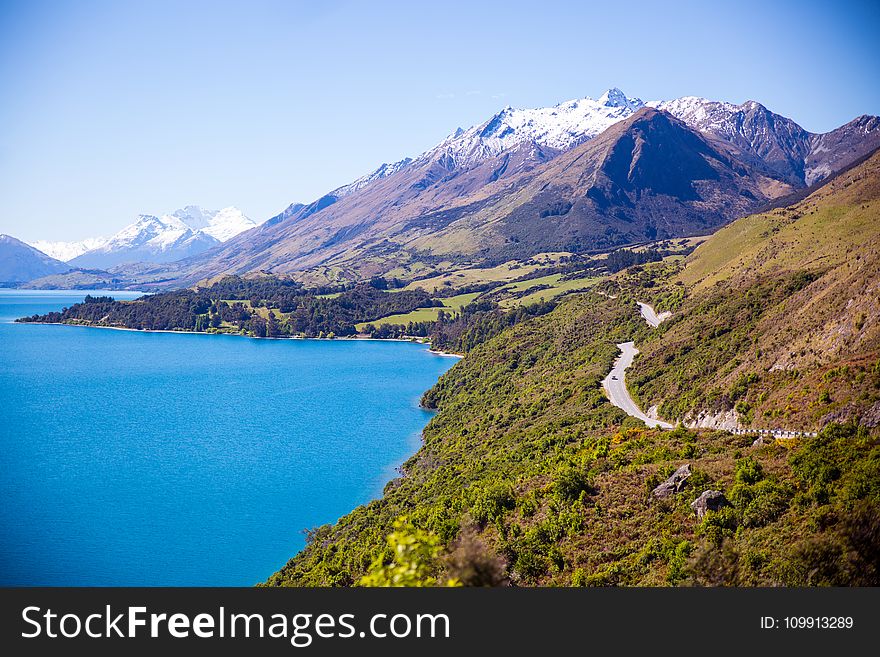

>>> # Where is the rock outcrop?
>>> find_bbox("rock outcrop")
[691,490,729,519]
[652,464,691,498]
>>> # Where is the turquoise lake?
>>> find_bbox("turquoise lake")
[0,290,456,586]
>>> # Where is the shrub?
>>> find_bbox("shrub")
[552,467,595,503]
[740,479,792,528]
[359,518,460,587]
[470,483,516,526]
[735,457,764,485]
[698,507,738,547]
[513,549,548,580]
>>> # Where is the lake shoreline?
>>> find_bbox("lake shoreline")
[18,320,465,358]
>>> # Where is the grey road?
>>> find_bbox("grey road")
[637,302,672,328]
[602,341,674,429]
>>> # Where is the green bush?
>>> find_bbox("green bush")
[698,507,738,547]
[470,483,516,526]
[552,467,594,503]
[735,457,764,485]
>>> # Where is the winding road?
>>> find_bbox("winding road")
[637,302,672,328]
[602,302,674,429]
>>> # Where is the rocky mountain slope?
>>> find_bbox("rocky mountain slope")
[650,96,880,186]
[0,234,71,283]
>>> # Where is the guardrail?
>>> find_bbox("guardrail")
[729,428,818,439]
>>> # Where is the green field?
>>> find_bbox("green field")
[402,259,557,293]
[355,292,481,331]
[357,275,603,330]
[498,274,602,308]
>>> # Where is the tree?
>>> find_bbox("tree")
[358,518,460,587]
[266,313,280,338]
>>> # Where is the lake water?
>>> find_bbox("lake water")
[0,290,455,585]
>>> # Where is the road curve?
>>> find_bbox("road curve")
[602,341,674,430]
[637,302,672,328]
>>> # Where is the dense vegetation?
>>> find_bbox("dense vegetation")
[16,276,441,338]
[363,299,558,353]
[267,290,880,587]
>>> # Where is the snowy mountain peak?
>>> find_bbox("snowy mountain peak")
[598,87,641,109]
[43,205,260,268]
[424,88,647,167]
[175,206,257,242]
[28,236,108,262]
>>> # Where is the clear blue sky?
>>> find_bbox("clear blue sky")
[1,0,878,241]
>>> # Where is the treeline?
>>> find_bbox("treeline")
[16,276,439,338]
[362,298,558,354]
[603,248,663,273]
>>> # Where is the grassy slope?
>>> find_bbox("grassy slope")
[266,153,880,588]
[628,151,880,429]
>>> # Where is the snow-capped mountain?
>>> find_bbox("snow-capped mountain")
[29,237,108,262]
[322,88,878,196]
[167,205,258,242]
[307,88,647,201]
[423,88,645,169]
[648,96,880,185]
[67,206,258,269]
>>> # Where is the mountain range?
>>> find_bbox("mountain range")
[6,89,880,288]
[27,206,258,270]
[163,89,878,287]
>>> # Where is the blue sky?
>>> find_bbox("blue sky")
[1,0,878,241]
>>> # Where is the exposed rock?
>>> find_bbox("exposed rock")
[751,436,765,448]
[652,464,691,498]
[691,490,729,519]
[864,401,880,428]
[647,405,664,421]
[685,409,740,431]
[819,401,880,428]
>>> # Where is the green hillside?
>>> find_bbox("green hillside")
[629,151,880,430]
[266,152,880,588]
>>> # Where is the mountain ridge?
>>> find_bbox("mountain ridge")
[168,106,797,286]
[0,234,71,283]
[67,206,258,269]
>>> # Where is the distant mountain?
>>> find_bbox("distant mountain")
[0,234,71,283]
[68,206,257,269]
[28,237,107,262]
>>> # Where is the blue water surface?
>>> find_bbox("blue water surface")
[0,290,455,585]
